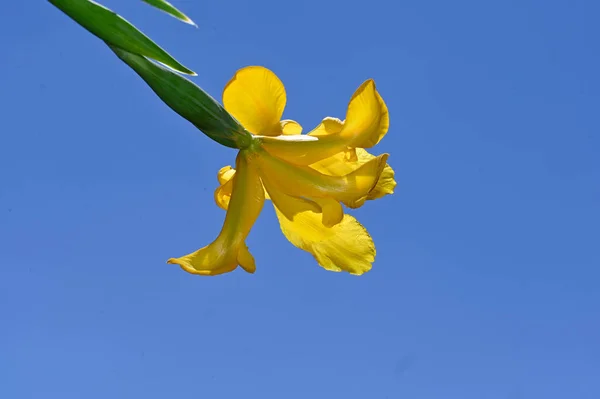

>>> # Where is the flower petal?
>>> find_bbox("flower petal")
[307,117,344,137]
[256,149,389,209]
[272,196,375,275]
[217,165,236,185]
[258,80,388,165]
[280,119,303,135]
[214,165,235,210]
[222,66,286,136]
[342,80,389,148]
[261,178,320,221]
[257,125,347,166]
[214,178,233,210]
[311,197,344,227]
[311,148,396,200]
[214,164,272,209]
[260,170,343,228]
[357,150,396,199]
[168,151,264,275]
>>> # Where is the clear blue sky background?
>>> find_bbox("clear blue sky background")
[1,1,599,398]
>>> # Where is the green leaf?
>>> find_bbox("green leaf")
[141,0,197,27]
[48,0,195,75]
[110,45,252,149]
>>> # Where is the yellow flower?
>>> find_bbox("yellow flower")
[167,66,396,276]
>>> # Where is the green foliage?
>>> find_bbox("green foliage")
[111,46,252,149]
[141,0,197,26]
[48,0,194,75]
[48,0,252,149]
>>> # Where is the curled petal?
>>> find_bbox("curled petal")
[214,164,272,209]
[257,124,346,166]
[256,149,388,209]
[214,178,233,210]
[261,170,343,228]
[280,119,303,135]
[214,165,235,210]
[342,80,389,148]
[217,165,235,185]
[168,151,264,275]
[311,148,396,200]
[307,81,388,147]
[258,80,389,165]
[307,117,344,137]
[261,178,320,221]
[222,66,286,136]
[360,155,396,200]
[308,117,358,162]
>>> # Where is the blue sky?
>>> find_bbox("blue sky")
[1,0,599,398]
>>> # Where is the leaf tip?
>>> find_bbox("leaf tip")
[183,17,198,28]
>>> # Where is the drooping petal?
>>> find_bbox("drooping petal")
[311,148,396,200]
[257,80,389,165]
[256,149,389,209]
[168,151,264,275]
[260,170,342,228]
[261,177,320,221]
[271,195,375,275]
[222,66,286,136]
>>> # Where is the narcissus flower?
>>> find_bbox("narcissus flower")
[167,66,396,276]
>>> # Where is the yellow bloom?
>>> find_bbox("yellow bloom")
[168,66,396,276]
